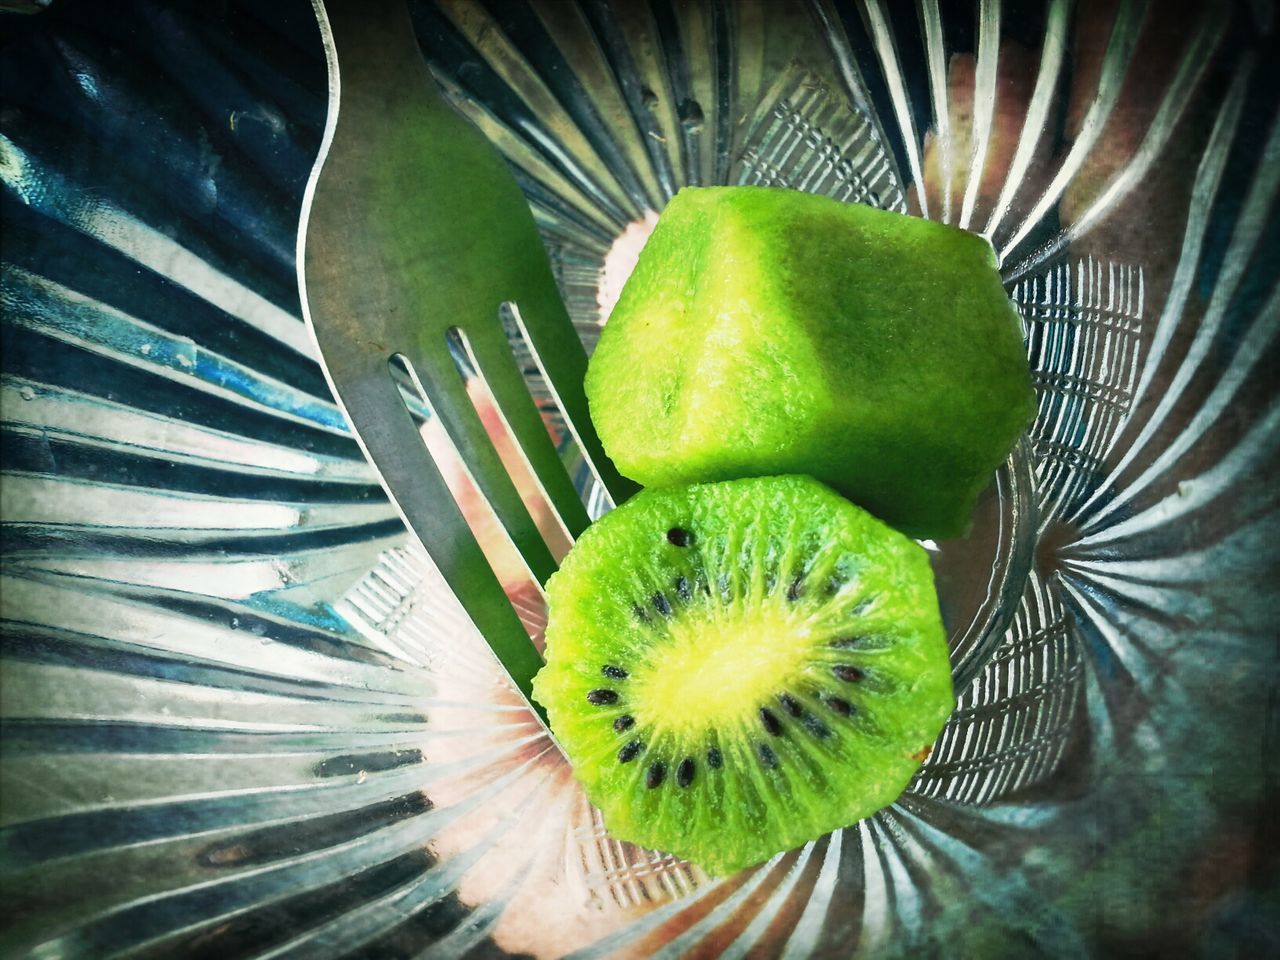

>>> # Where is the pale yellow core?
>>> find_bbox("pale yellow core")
[631,603,811,738]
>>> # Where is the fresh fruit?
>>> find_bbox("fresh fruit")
[585,186,1035,539]
[532,475,954,874]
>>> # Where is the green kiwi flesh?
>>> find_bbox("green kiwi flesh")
[532,475,954,875]
[585,185,1036,539]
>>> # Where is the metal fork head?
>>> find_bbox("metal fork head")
[297,0,634,716]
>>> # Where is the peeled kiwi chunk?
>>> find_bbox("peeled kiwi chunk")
[585,185,1036,539]
[532,475,954,875]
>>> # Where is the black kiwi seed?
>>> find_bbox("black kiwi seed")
[759,707,783,736]
[851,594,880,615]
[676,757,695,787]
[833,664,865,683]
[756,743,778,768]
[666,527,691,547]
[613,714,635,733]
[646,761,666,788]
[652,592,672,617]
[802,714,832,739]
[675,576,691,601]
[787,575,805,602]
[602,665,628,680]
[618,740,643,763]
[830,636,870,649]
[707,747,723,769]
[825,695,855,716]
[587,689,618,705]
[779,693,803,717]
[632,603,650,623]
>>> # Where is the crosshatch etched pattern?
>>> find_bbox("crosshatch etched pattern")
[913,571,1082,804]
[735,70,907,213]
[338,546,453,671]
[1013,257,1146,524]
[576,807,702,908]
[339,545,537,683]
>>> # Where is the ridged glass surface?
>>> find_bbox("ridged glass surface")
[2,1,1277,957]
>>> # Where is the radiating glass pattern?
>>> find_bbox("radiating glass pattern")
[2,1,1276,957]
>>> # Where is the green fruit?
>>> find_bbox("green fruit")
[586,186,1035,539]
[532,475,954,875]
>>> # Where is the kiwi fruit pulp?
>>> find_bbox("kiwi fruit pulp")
[585,185,1035,539]
[532,475,954,875]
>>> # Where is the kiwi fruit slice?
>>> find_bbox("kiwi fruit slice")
[585,185,1035,539]
[532,475,954,875]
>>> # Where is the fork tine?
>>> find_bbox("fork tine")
[503,278,641,510]
[401,341,560,587]
[306,359,546,717]
[457,319,592,540]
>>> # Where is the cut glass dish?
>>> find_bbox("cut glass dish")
[1,1,1276,957]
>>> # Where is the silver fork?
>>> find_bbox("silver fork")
[297,0,635,721]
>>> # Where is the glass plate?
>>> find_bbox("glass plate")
[2,1,1277,957]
